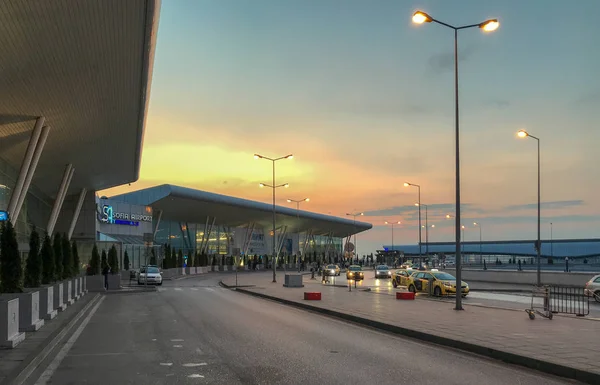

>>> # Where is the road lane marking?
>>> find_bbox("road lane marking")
[174,288,183,291]
[173,345,183,348]
[35,295,106,385]
[205,288,214,292]
[160,363,173,366]
[171,339,184,342]
[182,363,207,367]
[188,374,205,378]
[12,294,101,385]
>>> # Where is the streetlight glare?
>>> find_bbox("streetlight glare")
[360,212,364,216]
[403,182,410,187]
[284,183,289,188]
[287,199,292,202]
[431,224,435,228]
[480,19,499,32]
[414,203,419,207]
[517,130,528,138]
[253,154,260,159]
[474,222,478,226]
[286,154,294,159]
[461,225,465,229]
[446,214,451,219]
[259,183,265,188]
[412,11,432,24]
[305,198,310,202]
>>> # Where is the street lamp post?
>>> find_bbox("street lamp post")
[416,203,429,258]
[550,222,553,260]
[385,221,401,260]
[347,212,364,263]
[404,182,422,262]
[255,153,293,283]
[412,10,499,311]
[287,197,309,218]
[473,222,482,264]
[517,129,541,286]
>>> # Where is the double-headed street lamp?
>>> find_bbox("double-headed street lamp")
[412,10,499,311]
[403,182,421,259]
[473,222,483,264]
[255,153,293,283]
[517,129,542,286]
[287,197,309,218]
[384,221,401,254]
[416,203,429,257]
[347,212,364,262]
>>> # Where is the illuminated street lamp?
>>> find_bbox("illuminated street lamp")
[255,153,293,283]
[517,129,542,286]
[384,221,401,254]
[346,212,364,262]
[287,197,309,218]
[473,222,483,264]
[412,10,499,311]
[404,182,422,259]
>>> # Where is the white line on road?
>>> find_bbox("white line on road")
[35,295,106,385]
[173,345,183,348]
[174,288,183,291]
[171,339,184,342]
[160,363,173,366]
[188,374,205,378]
[182,363,207,367]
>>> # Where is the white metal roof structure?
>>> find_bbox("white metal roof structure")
[111,185,373,237]
[0,0,161,197]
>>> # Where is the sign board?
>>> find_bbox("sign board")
[97,204,153,226]
[0,210,8,222]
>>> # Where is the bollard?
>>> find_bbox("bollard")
[311,268,315,280]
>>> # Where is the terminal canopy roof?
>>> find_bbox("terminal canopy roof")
[0,0,160,197]
[112,185,373,237]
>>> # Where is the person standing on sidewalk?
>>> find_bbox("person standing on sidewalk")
[102,264,111,290]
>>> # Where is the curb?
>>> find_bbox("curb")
[103,287,158,294]
[221,281,599,385]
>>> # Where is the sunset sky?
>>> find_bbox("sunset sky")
[101,0,600,255]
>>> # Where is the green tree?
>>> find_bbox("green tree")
[72,240,80,276]
[53,233,63,281]
[194,251,200,267]
[24,226,42,288]
[61,233,73,279]
[101,249,107,270]
[178,249,184,268]
[162,244,170,269]
[123,250,130,271]
[0,221,23,293]
[89,244,100,275]
[108,245,119,274]
[41,233,55,284]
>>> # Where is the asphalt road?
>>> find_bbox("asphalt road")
[29,274,578,385]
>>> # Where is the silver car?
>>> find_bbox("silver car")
[584,274,600,303]
[138,266,163,285]
[374,265,392,279]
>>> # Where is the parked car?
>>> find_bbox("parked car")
[138,266,163,285]
[391,268,414,287]
[584,274,600,303]
[406,271,469,297]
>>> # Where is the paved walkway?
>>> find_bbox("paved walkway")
[223,272,600,382]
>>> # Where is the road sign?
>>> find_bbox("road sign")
[344,242,355,252]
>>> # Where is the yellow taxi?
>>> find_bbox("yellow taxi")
[391,269,415,288]
[406,270,469,297]
[323,264,341,276]
[346,265,364,280]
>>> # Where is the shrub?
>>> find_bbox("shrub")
[0,220,23,293]
[108,245,118,274]
[89,244,100,275]
[72,240,80,276]
[53,233,63,281]
[178,249,183,268]
[101,249,107,270]
[123,251,130,271]
[41,233,55,284]
[61,233,73,279]
[24,226,42,288]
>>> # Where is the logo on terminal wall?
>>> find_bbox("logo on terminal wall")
[97,204,114,224]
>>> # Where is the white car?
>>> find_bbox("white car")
[138,266,163,285]
[584,274,600,303]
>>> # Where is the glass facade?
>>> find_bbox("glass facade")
[0,156,53,245]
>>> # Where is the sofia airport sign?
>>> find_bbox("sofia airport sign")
[97,204,152,226]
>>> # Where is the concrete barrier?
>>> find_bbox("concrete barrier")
[444,268,596,287]
[283,274,304,288]
[53,282,66,312]
[0,299,25,348]
[0,292,44,332]
[71,278,80,301]
[39,285,57,320]
[63,280,74,306]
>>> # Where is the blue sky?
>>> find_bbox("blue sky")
[105,0,600,255]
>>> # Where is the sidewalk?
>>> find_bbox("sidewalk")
[222,272,600,384]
